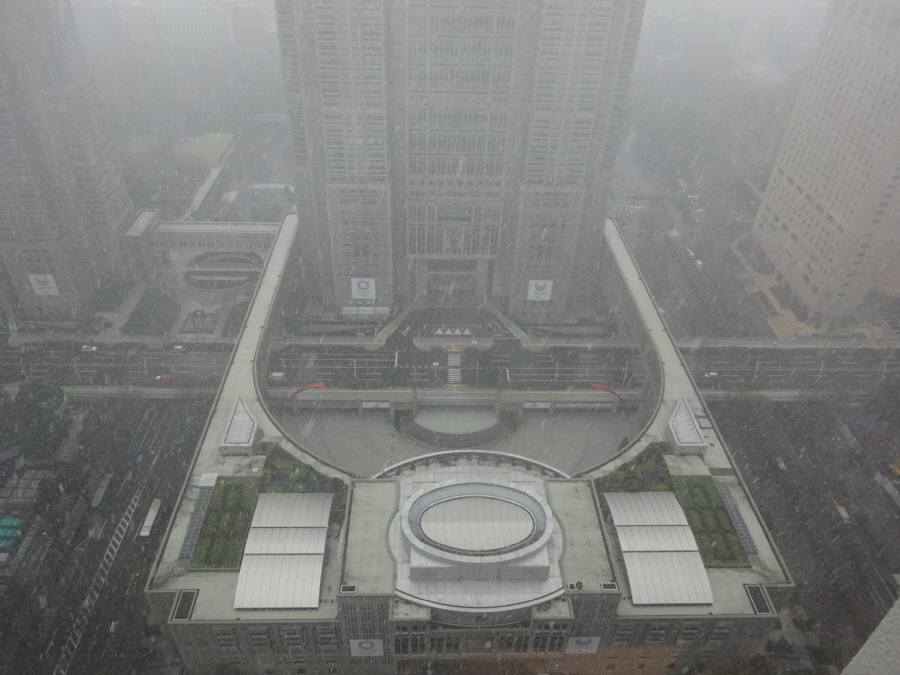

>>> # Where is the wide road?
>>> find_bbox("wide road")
[0,343,229,386]
[3,337,899,395]
[35,402,206,675]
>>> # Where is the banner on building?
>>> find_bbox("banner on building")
[349,639,384,657]
[28,274,60,297]
[351,278,376,300]
[565,636,601,654]
[527,279,553,302]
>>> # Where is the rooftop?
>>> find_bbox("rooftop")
[234,493,333,610]
[605,492,712,606]
[146,213,349,620]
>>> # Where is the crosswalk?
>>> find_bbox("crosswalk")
[447,351,461,385]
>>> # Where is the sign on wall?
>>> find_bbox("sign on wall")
[349,638,384,657]
[565,636,601,654]
[28,274,60,297]
[351,277,376,300]
[527,279,553,302]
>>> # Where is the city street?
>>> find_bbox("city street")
[714,399,900,667]
[0,344,230,387]
[7,401,208,675]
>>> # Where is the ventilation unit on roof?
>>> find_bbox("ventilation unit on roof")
[172,590,198,621]
[745,584,773,615]
[340,585,357,593]
[601,582,618,591]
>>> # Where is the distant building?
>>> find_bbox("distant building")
[275,0,646,322]
[0,0,133,320]
[752,0,900,317]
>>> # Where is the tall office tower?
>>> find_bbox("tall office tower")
[752,0,900,318]
[276,0,646,321]
[0,1,133,320]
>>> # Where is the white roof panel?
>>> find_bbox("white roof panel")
[419,496,535,553]
[234,554,324,609]
[623,551,713,605]
[605,492,688,527]
[668,399,706,448]
[221,398,256,448]
[243,527,328,555]
[251,493,333,528]
[617,525,698,553]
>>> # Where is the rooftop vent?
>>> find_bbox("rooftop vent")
[172,590,197,621]
[745,584,773,615]
[340,585,357,593]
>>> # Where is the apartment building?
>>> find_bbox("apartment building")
[0,0,133,320]
[753,0,900,317]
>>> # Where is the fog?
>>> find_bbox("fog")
[2,1,900,674]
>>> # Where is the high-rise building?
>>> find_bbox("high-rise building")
[0,0,133,320]
[752,0,900,318]
[276,0,646,321]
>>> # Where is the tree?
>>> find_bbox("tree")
[12,380,71,460]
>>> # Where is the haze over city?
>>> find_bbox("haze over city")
[0,1,898,674]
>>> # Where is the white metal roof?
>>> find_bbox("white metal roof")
[622,552,713,605]
[667,399,707,450]
[605,492,712,606]
[234,493,334,609]
[234,554,324,609]
[221,398,256,449]
[617,525,697,553]
[419,496,535,553]
[243,527,329,555]
[251,493,333,528]
[605,492,688,527]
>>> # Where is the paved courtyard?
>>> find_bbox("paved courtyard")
[275,407,642,477]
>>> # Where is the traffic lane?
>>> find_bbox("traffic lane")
[67,411,197,674]
[715,401,897,660]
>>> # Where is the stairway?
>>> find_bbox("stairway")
[447,351,461,385]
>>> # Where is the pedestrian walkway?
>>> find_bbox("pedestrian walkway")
[447,350,461,385]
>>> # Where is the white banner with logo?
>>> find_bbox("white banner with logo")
[527,279,553,301]
[351,278,376,300]
[565,636,601,654]
[349,638,384,657]
[28,274,60,297]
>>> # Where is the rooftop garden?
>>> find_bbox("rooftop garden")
[190,444,347,570]
[595,444,750,568]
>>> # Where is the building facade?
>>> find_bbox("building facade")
[0,0,133,320]
[752,0,900,317]
[276,0,646,321]
[149,462,782,675]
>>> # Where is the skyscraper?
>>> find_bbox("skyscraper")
[276,0,646,321]
[0,0,133,320]
[752,0,900,318]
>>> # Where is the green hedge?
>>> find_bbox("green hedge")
[597,446,750,568]
[190,446,347,570]
[190,477,259,570]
